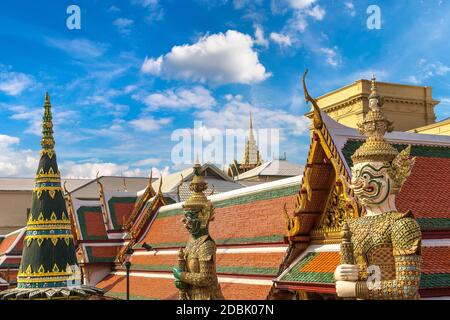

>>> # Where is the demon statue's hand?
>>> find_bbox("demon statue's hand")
[173,267,188,290]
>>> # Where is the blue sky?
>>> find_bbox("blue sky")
[0,0,449,178]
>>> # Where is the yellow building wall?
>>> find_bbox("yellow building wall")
[307,79,439,132]
[0,191,31,234]
[408,119,450,136]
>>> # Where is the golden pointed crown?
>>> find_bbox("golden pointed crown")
[351,76,399,164]
[182,162,215,227]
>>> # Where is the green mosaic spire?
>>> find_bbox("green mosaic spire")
[0,93,102,300]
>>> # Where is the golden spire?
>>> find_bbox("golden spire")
[351,76,399,164]
[241,111,261,166]
[41,92,55,150]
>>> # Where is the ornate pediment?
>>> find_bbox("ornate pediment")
[311,181,358,244]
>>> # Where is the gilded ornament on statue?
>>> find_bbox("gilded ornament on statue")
[172,162,224,300]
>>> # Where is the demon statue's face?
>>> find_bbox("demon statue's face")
[182,209,204,238]
[351,161,393,206]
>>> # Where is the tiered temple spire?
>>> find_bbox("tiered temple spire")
[227,113,263,177]
[241,112,262,168]
[0,93,102,300]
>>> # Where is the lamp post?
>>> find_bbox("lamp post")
[124,247,134,300]
[122,243,152,300]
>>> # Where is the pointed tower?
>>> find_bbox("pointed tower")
[240,112,262,169]
[227,113,263,177]
[0,93,102,300]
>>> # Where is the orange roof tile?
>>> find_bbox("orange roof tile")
[96,273,272,300]
[422,246,450,274]
[0,231,21,255]
[396,157,450,219]
[140,195,296,247]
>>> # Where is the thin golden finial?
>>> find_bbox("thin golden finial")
[148,170,153,186]
[158,176,163,194]
[122,177,128,192]
[63,180,69,195]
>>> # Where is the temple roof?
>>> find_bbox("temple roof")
[69,176,151,199]
[236,159,304,181]
[96,175,301,299]
[149,163,243,202]
[0,178,89,192]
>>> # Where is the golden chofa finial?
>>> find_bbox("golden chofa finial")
[302,69,323,130]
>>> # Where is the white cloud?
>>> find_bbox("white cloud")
[141,30,271,85]
[0,134,38,177]
[196,95,309,136]
[254,25,269,48]
[287,0,316,9]
[3,103,79,136]
[130,117,172,132]
[319,46,340,67]
[46,37,108,59]
[306,5,325,20]
[407,75,420,84]
[60,160,170,179]
[133,158,162,166]
[407,60,450,84]
[138,86,216,111]
[61,162,126,179]
[270,32,292,47]
[113,18,134,35]
[141,56,163,75]
[139,86,216,111]
[276,0,326,47]
[82,90,129,117]
[109,5,121,13]
[0,133,170,179]
[0,66,34,96]
[132,0,164,22]
[0,134,19,149]
[345,2,356,16]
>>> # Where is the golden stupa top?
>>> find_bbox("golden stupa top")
[351,76,399,164]
[40,92,55,150]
